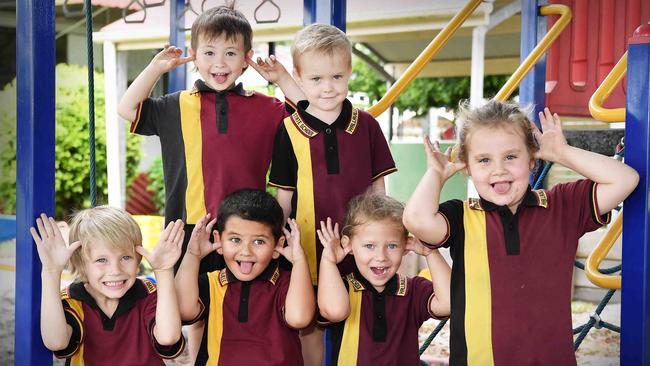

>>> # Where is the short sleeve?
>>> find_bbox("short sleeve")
[434,199,464,248]
[143,290,186,359]
[194,273,212,322]
[275,272,300,329]
[367,116,397,180]
[52,299,84,359]
[548,179,611,235]
[130,92,181,136]
[269,123,298,190]
[410,276,437,324]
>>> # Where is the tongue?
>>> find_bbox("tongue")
[214,74,228,84]
[239,261,253,274]
[493,182,510,194]
[371,268,385,275]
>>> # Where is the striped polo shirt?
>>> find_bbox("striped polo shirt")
[269,99,397,283]
[438,179,610,366]
[55,279,185,365]
[131,80,286,226]
[193,260,303,366]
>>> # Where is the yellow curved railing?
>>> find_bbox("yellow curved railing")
[588,52,627,122]
[367,0,483,117]
[495,4,572,101]
[585,212,622,289]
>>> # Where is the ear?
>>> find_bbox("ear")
[292,68,302,85]
[341,235,352,255]
[214,231,224,255]
[272,236,285,259]
[403,236,416,256]
[246,49,254,60]
[189,47,196,58]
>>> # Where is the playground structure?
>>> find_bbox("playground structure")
[13,0,650,365]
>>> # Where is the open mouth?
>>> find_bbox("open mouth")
[370,267,388,276]
[237,261,255,275]
[491,181,511,194]
[103,280,126,288]
[211,72,230,85]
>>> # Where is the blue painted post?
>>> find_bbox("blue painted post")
[519,0,547,126]
[15,0,56,364]
[621,23,650,366]
[303,0,346,31]
[169,0,186,92]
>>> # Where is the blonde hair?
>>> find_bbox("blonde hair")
[291,23,352,72]
[68,206,142,282]
[456,100,539,165]
[342,192,408,238]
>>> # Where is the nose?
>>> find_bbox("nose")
[108,260,122,275]
[240,243,253,256]
[376,247,388,261]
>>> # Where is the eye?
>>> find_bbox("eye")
[122,255,133,261]
[388,243,399,250]
[253,239,266,246]
[204,51,214,56]
[478,157,490,164]
[363,243,374,250]
[310,77,320,82]
[333,74,343,80]
[226,51,236,57]
[505,154,517,160]
[95,258,107,264]
[229,237,241,244]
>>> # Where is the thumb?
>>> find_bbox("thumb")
[135,245,151,259]
[68,241,82,252]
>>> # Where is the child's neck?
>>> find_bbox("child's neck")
[305,104,342,125]
[85,283,119,318]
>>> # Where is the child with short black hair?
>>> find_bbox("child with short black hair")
[317,192,451,365]
[175,189,315,365]
[403,101,639,365]
[30,206,185,365]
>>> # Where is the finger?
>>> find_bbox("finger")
[206,217,217,233]
[269,54,277,62]
[173,227,185,245]
[316,229,326,244]
[333,222,340,239]
[48,217,63,238]
[169,219,183,240]
[135,245,151,258]
[160,221,174,242]
[30,227,42,244]
[35,217,47,239]
[264,56,275,66]
[41,214,54,237]
[423,136,436,155]
[68,241,82,252]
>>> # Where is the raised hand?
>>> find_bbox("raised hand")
[150,45,195,74]
[30,213,81,274]
[424,136,465,183]
[137,219,184,272]
[247,54,289,84]
[534,107,568,162]
[317,218,349,265]
[276,219,306,264]
[405,236,435,257]
[186,214,218,259]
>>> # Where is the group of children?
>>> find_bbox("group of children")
[29,3,639,366]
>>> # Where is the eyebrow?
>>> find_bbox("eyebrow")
[225,231,271,239]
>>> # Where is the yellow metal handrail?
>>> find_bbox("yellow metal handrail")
[367,0,483,118]
[588,52,627,122]
[585,212,622,289]
[495,4,572,101]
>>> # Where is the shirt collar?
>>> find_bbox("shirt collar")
[347,268,407,296]
[289,98,359,138]
[66,278,152,316]
[219,259,281,286]
[191,80,251,97]
[470,185,548,211]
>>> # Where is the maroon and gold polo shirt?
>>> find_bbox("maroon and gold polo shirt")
[324,271,437,365]
[54,279,185,366]
[193,260,303,366]
[131,80,286,226]
[269,99,397,283]
[437,179,610,366]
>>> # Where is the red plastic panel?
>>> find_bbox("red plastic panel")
[545,0,649,117]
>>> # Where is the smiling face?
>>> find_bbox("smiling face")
[343,219,407,292]
[82,243,139,310]
[217,216,283,281]
[294,49,351,121]
[190,33,252,91]
[466,124,535,213]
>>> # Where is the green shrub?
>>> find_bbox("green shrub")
[147,156,165,215]
[0,64,141,217]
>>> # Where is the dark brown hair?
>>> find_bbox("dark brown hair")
[190,4,252,52]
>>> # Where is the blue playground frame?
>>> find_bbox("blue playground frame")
[15,0,650,364]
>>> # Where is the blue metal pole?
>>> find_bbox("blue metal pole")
[169,0,186,92]
[303,0,346,31]
[519,0,547,127]
[15,0,56,364]
[621,24,650,366]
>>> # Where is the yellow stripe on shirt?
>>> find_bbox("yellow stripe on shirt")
[179,91,207,224]
[339,276,362,366]
[206,271,227,364]
[284,117,318,284]
[463,201,494,366]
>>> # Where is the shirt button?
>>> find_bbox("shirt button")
[325,128,332,134]
[242,297,247,303]
[328,146,335,152]
[377,314,383,319]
